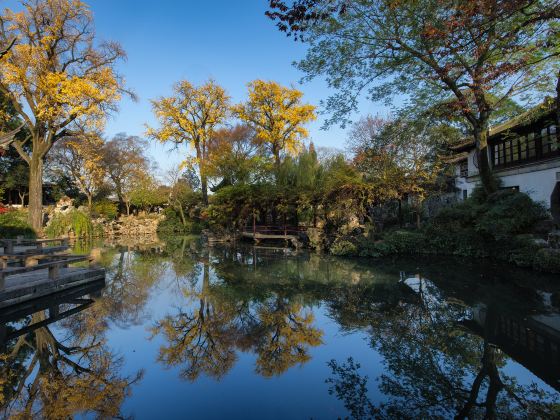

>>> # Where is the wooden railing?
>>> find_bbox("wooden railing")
[0,255,93,289]
[0,237,69,254]
[245,225,307,236]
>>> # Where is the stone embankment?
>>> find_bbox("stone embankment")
[95,215,163,237]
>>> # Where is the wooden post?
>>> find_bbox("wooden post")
[48,264,60,280]
[0,272,5,290]
[6,241,13,254]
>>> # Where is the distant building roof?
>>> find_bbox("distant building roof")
[442,151,469,164]
[449,139,475,153]
[447,97,556,155]
[488,97,555,138]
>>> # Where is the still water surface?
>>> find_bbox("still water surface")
[1,236,560,419]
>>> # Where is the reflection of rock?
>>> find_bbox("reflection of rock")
[102,234,164,252]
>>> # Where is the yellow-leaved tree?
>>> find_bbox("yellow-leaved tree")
[233,80,316,168]
[146,79,229,205]
[0,0,128,230]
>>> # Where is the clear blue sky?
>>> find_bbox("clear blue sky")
[12,0,389,173]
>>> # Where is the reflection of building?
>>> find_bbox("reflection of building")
[400,273,560,392]
[0,280,104,350]
[464,305,560,392]
[449,100,560,222]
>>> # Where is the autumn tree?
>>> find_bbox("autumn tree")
[233,80,316,169]
[0,0,128,230]
[206,123,266,187]
[102,134,149,215]
[348,115,453,226]
[48,131,106,209]
[267,0,560,193]
[147,80,230,205]
[165,165,202,229]
[129,172,166,213]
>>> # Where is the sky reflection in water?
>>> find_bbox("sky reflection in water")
[1,236,559,419]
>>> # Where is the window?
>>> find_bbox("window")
[492,123,559,168]
[542,127,552,155]
[520,134,527,159]
[459,161,468,177]
[543,125,558,154]
[499,185,519,192]
[512,137,519,161]
[527,132,536,158]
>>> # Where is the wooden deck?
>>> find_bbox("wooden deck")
[241,225,305,243]
[0,237,106,310]
[0,279,105,350]
[0,266,105,309]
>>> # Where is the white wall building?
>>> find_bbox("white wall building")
[450,101,560,223]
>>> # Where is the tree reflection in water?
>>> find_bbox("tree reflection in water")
[326,275,560,419]
[0,238,170,419]
[151,244,323,380]
[13,237,556,418]
[0,308,143,419]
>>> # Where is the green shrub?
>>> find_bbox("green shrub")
[0,210,36,239]
[92,200,118,220]
[418,190,547,259]
[533,249,560,273]
[330,239,358,256]
[356,230,426,257]
[45,209,94,238]
[384,230,426,254]
[475,190,547,241]
[349,190,555,272]
[157,208,203,234]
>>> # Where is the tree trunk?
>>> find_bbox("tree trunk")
[125,201,131,216]
[177,204,187,227]
[473,127,496,194]
[28,156,43,232]
[313,205,317,228]
[195,141,208,206]
[273,145,281,172]
[556,70,560,143]
[18,190,25,206]
[87,194,93,210]
[201,175,208,206]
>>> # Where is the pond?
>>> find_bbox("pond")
[1,236,559,419]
